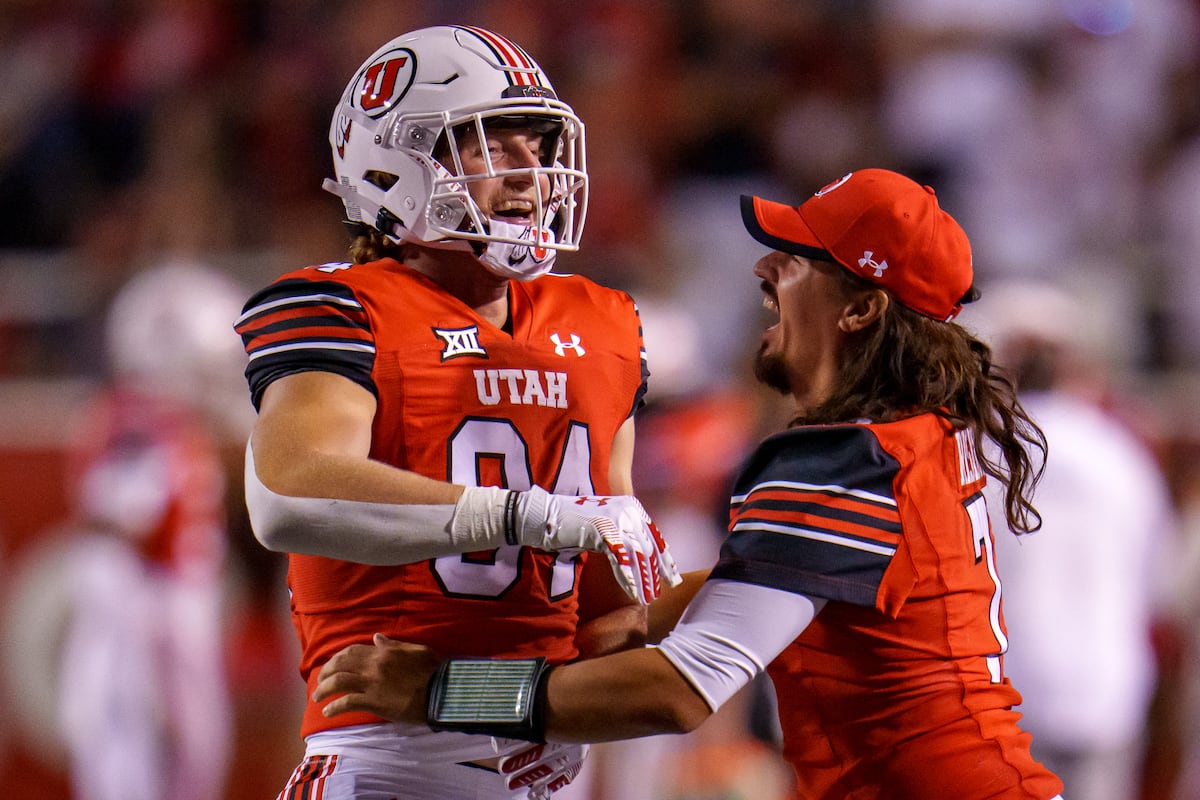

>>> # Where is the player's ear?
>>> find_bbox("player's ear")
[839,289,888,333]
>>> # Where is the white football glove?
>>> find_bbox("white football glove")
[513,487,682,605]
[498,742,589,800]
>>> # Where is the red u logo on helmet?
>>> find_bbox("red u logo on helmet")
[359,55,411,114]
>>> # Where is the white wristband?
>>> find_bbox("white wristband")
[450,485,564,550]
[449,485,519,546]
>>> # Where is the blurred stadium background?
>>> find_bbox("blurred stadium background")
[3,1,1200,798]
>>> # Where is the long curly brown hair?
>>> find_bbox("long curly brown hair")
[798,270,1047,535]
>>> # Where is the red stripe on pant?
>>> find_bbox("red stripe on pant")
[281,754,338,800]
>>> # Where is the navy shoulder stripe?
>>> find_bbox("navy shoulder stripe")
[234,278,376,408]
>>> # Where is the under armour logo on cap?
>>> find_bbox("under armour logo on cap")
[858,251,888,278]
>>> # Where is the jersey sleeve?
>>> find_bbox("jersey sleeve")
[710,425,903,607]
[234,277,377,409]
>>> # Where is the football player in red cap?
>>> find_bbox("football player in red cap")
[313,168,1066,800]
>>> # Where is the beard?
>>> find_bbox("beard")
[753,345,791,395]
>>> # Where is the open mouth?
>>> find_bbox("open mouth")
[493,199,535,224]
[761,280,780,326]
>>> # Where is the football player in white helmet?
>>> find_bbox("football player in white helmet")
[322,24,587,281]
[105,260,255,440]
[235,25,677,800]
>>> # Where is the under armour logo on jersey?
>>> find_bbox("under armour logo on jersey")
[858,251,888,278]
[550,332,586,357]
[434,325,487,361]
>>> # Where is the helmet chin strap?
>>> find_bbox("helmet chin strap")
[476,217,557,281]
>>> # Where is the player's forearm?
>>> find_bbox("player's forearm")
[574,604,647,658]
[543,647,712,743]
[573,552,648,657]
[648,569,711,643]
[313,635,712,741]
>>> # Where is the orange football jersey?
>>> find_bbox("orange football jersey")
[236,258,648,736]
[712,414,1062,800]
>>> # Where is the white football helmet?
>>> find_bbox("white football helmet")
[105,261,253,438]
[324,25,588,280]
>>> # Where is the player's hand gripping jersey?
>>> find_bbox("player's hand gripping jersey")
[712,414,1062,800]
[236,258,648,738]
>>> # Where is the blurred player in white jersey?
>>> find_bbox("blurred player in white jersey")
[55,261,246,800]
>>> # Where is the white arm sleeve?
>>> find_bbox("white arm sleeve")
[653,579,825,712]
[243,442,509,565]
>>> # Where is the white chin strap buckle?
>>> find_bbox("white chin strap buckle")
[478,218,557,281]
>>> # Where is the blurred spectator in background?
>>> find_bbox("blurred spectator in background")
[51,262,247,800]
[972,280,1179,800]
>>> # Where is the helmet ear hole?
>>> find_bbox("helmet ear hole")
[364,170,400,191]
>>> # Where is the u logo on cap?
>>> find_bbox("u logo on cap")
[815,172,853,196]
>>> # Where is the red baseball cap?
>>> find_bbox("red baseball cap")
[740,169,977,321]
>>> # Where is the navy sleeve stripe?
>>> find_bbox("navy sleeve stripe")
[250,314,370,335]
[731,479,895,509]
[247,339,377,362]
[740,497,903,536]
[236,291,364,325]
[730,519,897,556]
